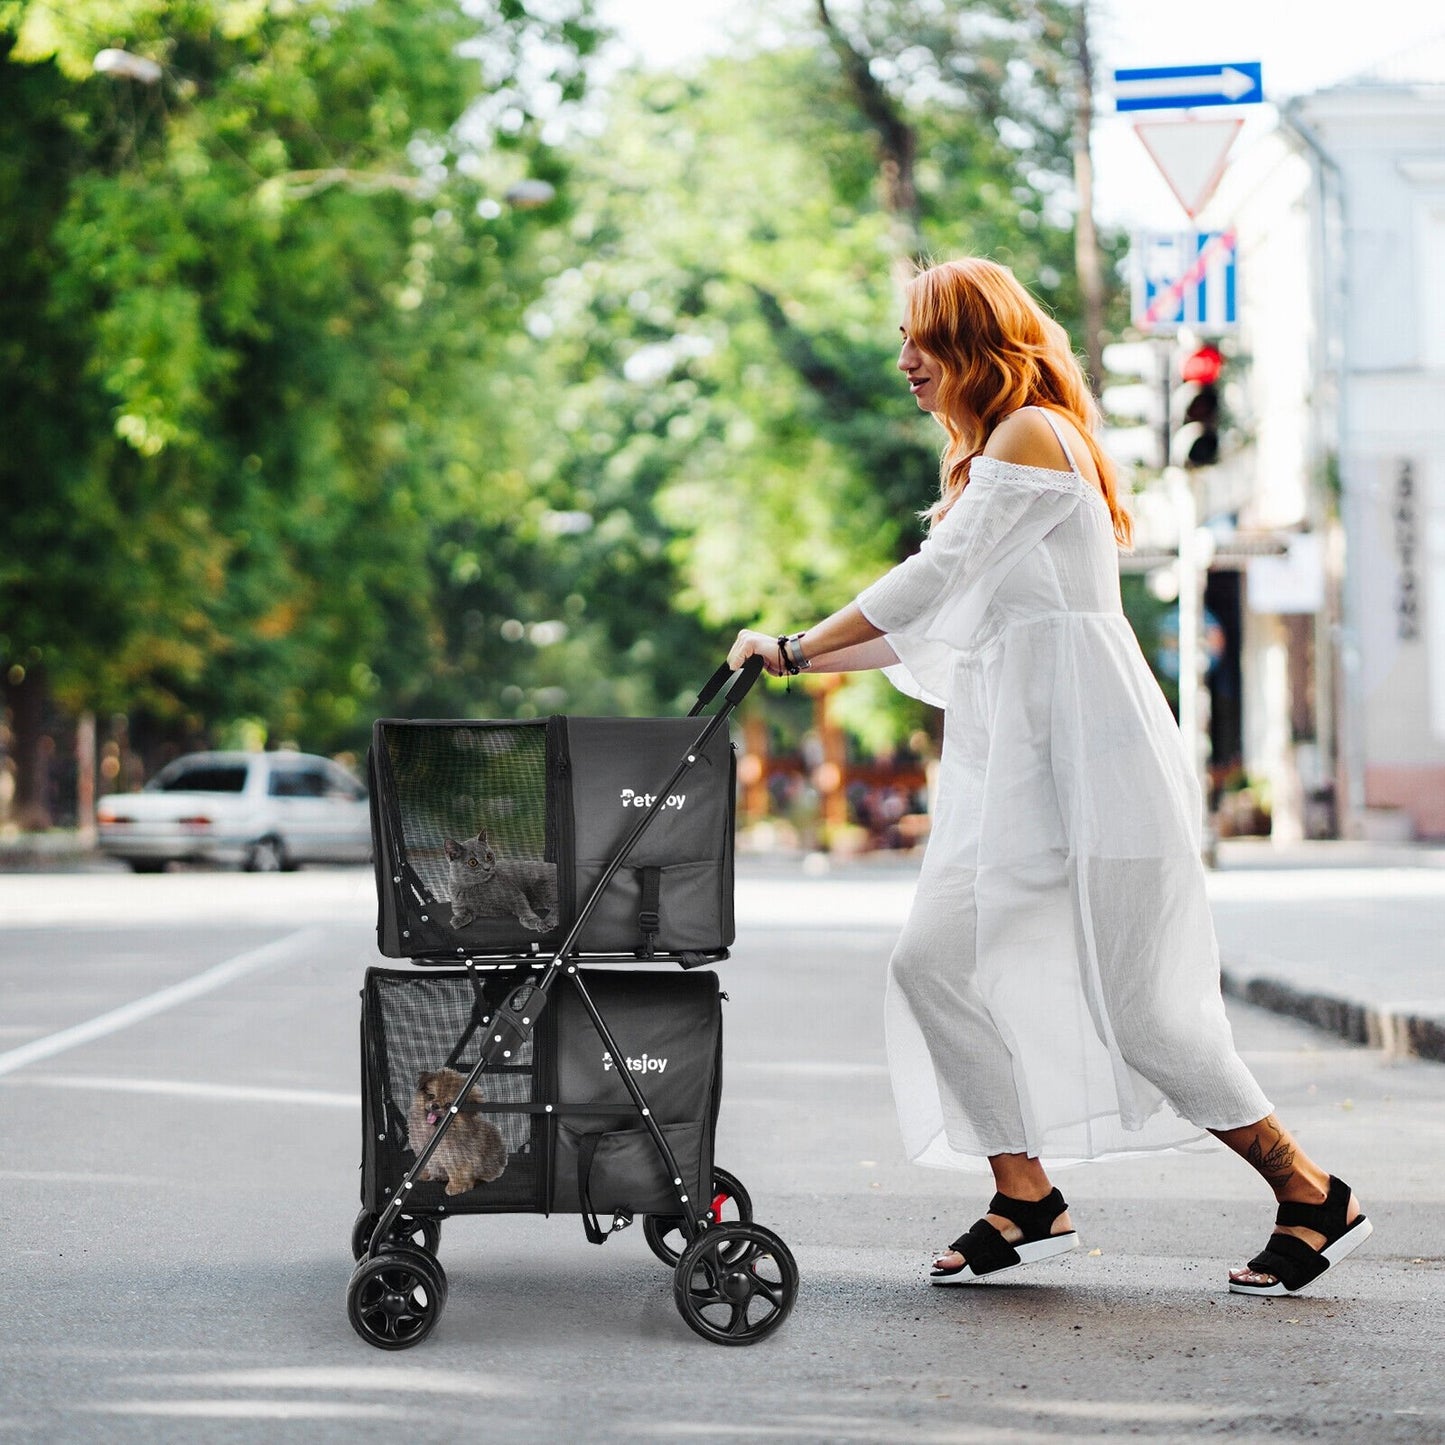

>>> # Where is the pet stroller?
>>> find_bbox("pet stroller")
[348,659,798,1348]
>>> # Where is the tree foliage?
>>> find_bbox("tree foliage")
[516,2,1121,742]
[1,0,1124,811]
[1,0,597,750]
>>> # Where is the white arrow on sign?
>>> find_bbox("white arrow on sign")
[1115,66,1258,106]
[1133,118,1243,219]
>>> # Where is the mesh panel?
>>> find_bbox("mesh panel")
[367,972,539,1210]
[381,722,550,904]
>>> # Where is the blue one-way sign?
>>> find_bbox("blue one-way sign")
[1113,62,1263,113]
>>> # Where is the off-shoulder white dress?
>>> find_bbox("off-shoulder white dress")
[857,411,1271,1170]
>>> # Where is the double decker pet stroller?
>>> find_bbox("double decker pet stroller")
[347,659,799,1347]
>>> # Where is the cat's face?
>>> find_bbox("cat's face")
[444,831,496,879]
[415,1068,481,1125]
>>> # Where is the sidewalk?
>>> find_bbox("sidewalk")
[0,829,103,870]
[1209,838,1445,1063]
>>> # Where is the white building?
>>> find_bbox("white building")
[1196,37,1445,840]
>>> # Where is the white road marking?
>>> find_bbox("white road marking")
[1207,868,1445,902]
[0,870,375,929]
[123,1368,518,1396]
[81,1401,408,1421]
[0,1170,154,1185]
[736,876,914,930]
[0,927,326,1079]
[0,1072,357,1108]
[735,926,896,949]
[732,1061,889,1077]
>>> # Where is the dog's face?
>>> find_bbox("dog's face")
[414,1068,481,1126]
[444,831,497,879]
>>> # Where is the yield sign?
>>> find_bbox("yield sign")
[1133,118,1243,219]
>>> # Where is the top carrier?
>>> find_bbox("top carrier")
[370,683,740,964]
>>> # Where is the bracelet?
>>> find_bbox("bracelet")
[777,632,811,675]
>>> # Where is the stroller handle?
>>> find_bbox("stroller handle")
[688,656,765,718]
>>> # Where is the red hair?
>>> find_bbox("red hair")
[906,258,1132,546]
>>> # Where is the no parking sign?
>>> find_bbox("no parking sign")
[1132,229,1238,334]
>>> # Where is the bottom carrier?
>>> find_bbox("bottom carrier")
[361,966,721,1224]
[348,963,797,1347]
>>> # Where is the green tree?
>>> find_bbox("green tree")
[506,7,1125,750]
[0,0,598,812]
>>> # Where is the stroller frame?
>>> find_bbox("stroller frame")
[348,659,799,1348]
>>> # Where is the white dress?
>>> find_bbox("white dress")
[856,411,1271,1171]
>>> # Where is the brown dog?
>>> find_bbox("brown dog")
[406,1068,509,1195]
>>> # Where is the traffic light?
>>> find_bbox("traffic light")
[1173,345,1224,469]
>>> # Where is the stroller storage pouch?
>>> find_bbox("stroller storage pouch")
[369,715,735,960]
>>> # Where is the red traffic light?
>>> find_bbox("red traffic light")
[1180,345,1224,385]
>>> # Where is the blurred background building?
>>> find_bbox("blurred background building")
[1193,37,1445,841]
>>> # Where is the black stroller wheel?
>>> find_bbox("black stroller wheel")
[347,1249,447,1350]
[384,1244,449,1309]
[350,1207,441,1262]
[644,1167,753,1266]
[673,1221,798,1345]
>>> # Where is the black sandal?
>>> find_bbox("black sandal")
[1229,1175,1372,1296]
[930,1187,1079,1286]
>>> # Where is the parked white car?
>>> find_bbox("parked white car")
[96,750,372,872]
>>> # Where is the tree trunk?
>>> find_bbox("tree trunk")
[75,710,97,846]
[1071,2,1106,399]
[4,663,54,831]
[816,0,924,287]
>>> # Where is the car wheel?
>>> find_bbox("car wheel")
[244,836,286,873]
[128,859,167,874]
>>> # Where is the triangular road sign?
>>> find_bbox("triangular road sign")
[1133,118,1243,218]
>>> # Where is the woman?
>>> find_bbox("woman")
[726,258,1370,1296]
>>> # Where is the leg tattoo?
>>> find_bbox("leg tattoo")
[1211,1113,1327,1202]
[1244,1118,1296,1185]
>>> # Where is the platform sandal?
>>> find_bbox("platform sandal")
[1229,1175,1372,1296]
[930,1187,1080,1286]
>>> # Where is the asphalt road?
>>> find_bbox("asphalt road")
[1,862,1441,1443]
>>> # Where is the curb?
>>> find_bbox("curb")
[1221,967,1445,1065]
[0,831,98,871]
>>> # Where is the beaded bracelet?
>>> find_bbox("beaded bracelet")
[777,632,810,675]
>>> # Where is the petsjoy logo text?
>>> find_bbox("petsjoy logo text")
[602,1050,668,1075]
[619,788,686,811]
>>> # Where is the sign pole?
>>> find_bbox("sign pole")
[1168,464,1216,859]
[1157,336,1173,471]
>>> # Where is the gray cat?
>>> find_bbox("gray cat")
[444,829,559,932]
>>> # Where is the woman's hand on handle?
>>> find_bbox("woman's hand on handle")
[727,629,786,676]
[727,605,889,678]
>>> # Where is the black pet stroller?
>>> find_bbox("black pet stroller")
[347,659,798,1348]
